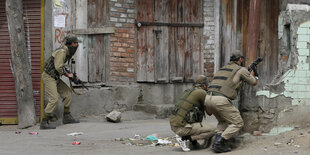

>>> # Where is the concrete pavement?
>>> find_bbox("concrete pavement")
[0,114,218,155]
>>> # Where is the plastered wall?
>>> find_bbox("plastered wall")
[254,4,310,133]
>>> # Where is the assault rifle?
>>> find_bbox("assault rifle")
[248,57,263,77]
[63,67,88,90]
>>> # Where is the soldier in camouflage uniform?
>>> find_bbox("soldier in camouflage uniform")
[40,36,80,130]
[205,50,258,153]
[170,75,216,152]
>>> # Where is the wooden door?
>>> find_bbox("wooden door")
[137,0,203,83]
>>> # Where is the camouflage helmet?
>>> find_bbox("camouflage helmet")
[230,50,244,61]
[64,35,78,45]
[194,75,208,87]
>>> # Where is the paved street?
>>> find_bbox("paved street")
[0,115,309,155]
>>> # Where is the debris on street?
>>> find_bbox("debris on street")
[72,141,81,145]
[106,110,122,123]
[146,134,158,141]
[116,134,176,147]
[29,132,39,135]
[67,132,84,136]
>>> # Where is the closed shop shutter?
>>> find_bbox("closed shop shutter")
[0,0,41,124]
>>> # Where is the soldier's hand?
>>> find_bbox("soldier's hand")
[250,70,255,76]
[205,108,212,116]
[73,76,79,84]
[65,73,73,79]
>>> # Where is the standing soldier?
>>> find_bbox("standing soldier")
[205,50,258,153]
[40,36,81,130]
[170,75,216,152]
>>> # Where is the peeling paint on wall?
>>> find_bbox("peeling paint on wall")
[257,20,310,106]
[252,4,310,133]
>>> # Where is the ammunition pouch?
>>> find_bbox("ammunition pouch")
[43,57,59,80]
[186,106,204,124]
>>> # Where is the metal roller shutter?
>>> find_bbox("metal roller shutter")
[0,0,41,124]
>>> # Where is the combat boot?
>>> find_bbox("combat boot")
[200,135,214,149]
[46,113,58,122]
[63,112,80,124]
[212,133,231,153]
[40,118,56,130]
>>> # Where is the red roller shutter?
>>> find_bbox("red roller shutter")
[0,0,42,124]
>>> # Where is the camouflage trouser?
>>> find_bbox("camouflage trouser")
[171,122,216,140]
[42,72,72,116]
[204,94,244,140]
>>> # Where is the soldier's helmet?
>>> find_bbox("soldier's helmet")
[230,50,244,61]
[195,75,208,87]
[64,36,79,45]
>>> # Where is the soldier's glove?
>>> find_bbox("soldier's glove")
[72,76,79,84]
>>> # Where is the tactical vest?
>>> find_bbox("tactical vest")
[208,62,242,100]
[43,46,69,80]
[170,88,205,127]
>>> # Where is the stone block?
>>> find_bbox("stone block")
[283,91,293,98]
[297,63,309,70]
[298,49,309,56]
[292,99,301,105]
[298,35,309,42]
[297,28,308,35]
[297,41,307,49]
[306,71,310,77]
[284,85,292,91]
[295,71,307,78]
[300,21,310,28]
[106,110,122,123]
[297,55,307,63]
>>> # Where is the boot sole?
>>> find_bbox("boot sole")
[63,121,80,124]
[40,127,56,130]
[212,147,231,153]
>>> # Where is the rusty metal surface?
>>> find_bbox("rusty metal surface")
[0,0,41,118]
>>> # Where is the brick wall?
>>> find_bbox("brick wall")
[202,0,215,79]
[109,0,136,82]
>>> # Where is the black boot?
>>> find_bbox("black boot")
[200,135,213,149]
[40,118,56,130]
[212,133,231,153]
[46,113,58,122]
[63,112,80,124]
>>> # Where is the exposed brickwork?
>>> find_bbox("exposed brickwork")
[203,0,215,79]
[109,0,136,82]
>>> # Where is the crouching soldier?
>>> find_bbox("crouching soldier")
[205,50,258,153]
[170,75,216,152]
[40,36,81,129]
